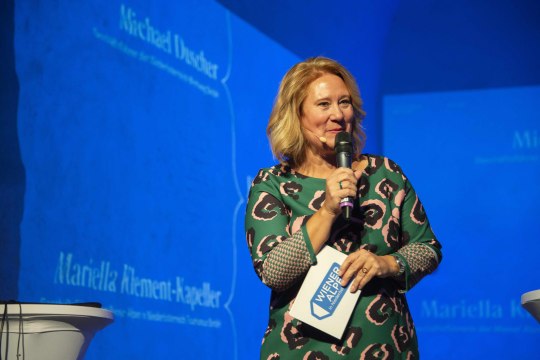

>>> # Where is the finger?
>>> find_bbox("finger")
[337,182,356,198]
[334,169,355,184]
[339,174,358,194]
[340,255,367,287]
[352,256,388,292]
[338,257,355,286]
[350,266,372,293]
[339,251,358,276]
[340,266,354,287]
[343,252,378,290]
[338,179,355,191]
[340,250,369,275]
[337,171,356,184]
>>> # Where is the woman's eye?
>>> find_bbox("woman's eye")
[318,102,330,108]
[339,99,351,107]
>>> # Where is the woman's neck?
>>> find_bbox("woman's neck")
[294,149,368,179]
[294,148,337,179]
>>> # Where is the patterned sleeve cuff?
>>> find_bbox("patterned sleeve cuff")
[301,224,317,265]
[392,243,440,292]
[261,229,312,291]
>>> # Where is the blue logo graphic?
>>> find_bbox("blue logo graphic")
[310,262,346,320]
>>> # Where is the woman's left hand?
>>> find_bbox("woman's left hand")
[338,250,399,293]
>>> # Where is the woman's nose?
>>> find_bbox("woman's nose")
[330,103,345,120]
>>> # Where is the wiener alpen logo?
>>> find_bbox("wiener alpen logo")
[310,262,346,319]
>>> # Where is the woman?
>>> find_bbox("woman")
[245,57,442,359]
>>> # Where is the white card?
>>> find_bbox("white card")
[289,246,361,339]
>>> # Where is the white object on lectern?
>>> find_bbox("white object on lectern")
[521,289,540,323]
[290,246,361,339]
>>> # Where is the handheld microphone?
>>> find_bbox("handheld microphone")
[335,131,354,220]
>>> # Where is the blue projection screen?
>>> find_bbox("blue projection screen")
[383,86,540,359]
[14,0,297,358]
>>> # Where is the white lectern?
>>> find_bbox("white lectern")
[521,289,540,323]
[0,303,114,360]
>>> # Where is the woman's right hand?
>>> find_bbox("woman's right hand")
[322,167,362,216]
[306,165,364,253]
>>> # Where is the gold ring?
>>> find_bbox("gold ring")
[361,268,368,274]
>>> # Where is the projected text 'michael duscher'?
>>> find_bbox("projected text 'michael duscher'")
[118,4,219,80]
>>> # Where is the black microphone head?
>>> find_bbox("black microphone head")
[335,131,352,153]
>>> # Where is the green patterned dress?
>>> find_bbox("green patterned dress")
[245,155,442,359]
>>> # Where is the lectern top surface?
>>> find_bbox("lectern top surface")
[521,289,540,304]
[0,303,114,319]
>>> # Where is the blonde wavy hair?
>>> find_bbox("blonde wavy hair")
[267,57,366,167]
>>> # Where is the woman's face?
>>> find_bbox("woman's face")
[300,73,354,151]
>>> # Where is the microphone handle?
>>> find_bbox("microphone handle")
[336,151,353,220]
[336,151,352,168]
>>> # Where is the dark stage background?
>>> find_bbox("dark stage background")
[1,0,539,358]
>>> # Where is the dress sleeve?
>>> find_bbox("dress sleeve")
[244,169,317,292]
[390,170,443,293]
